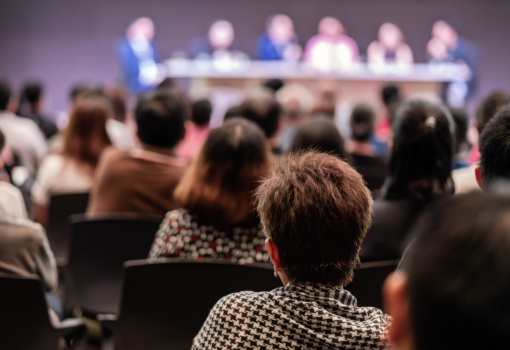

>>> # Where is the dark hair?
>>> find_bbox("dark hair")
[175,118,272,226]
[263,79,284,93]
[255,151,372,286]
[157,78,175,90]
[381,85,400,107]
[476,91,510,134]
[70,83,104,102]
[240,94,281,138]
[0,128,5,153]
[350,103,376,142]
[191,99,212,126]
[479,106,510,184]
[290,117,347,159]
[0,80,11,111]
[22,83,43,105]
[105,86,127,123]
[224,105,241,120]
[448,107,469,152]
[404,191,510,350]
[135,91,186,148]
[386,100,454,201]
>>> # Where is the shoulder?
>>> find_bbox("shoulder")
[0,218,46,241]
[0,181,23,199]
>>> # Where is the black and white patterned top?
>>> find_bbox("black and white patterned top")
[149,209,270,264]
[193,285,391,350]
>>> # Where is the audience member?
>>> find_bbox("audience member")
[239,90,282,154]
[105,85,128,123]
[87,91,188,215]
[18,82,58,139]
[384,191,510,350]
[149,118,273,264]
[193,151,390,349]
[449,107,471,169]
[375,85,402,141]
[177,99,212,160]
[368,23,414,65]
[257,14,302,61]
[303,16,360,71]
[32,96,112,225]
[0,129,28,220]
[347,103,388,195]
[0,80,47,174]
[289,117,347,159]
[360,100,454,262]
[262,78,284,93]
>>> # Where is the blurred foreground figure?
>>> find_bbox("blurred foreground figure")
[119,17,165,94]
[384,191,510,350]
[368,23,413,66]
[193,151,390,349]
[303,17,360,71]
[257,14,302,61]
[18,82,58,139]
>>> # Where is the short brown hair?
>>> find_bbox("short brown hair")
[255,151,372,286]
[174,118,273,226]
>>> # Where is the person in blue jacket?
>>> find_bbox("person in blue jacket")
[257,14,302,61]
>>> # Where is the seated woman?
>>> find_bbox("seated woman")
[360,100,455,262]
[367,22,414,66]
[149,118,273,264]
[32,96,112,226]
[193,151,391,349]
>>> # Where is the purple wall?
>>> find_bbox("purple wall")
[1,0,509,112]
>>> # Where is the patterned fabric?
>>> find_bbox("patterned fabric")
[193,285,391,350]
[149,209,270,264]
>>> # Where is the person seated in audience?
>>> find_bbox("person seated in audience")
[177,99,212,160]
[289,117,347,159]
[150,118,273,263]
[375,85,402,142]
[360,100,454,262]
[239,90,282,154]
[32,96,112,226]
[193,151,391,349]
[449,107,471,169]
[18,82,58,139]
[87,90,188,216]
[367,22,414,66]
[384,191,510,350]
[347,103,388,196]
[257,14,302,61]
[452,91,510,193]
[0,80,47,175]
[105,85,128,123]
[303,16,360,71]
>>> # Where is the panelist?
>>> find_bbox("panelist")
[257,14,302,61]
[367,22,414,65]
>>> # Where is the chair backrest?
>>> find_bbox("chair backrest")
[47,192,90,264]
[0,275,59,350]
[111,259,282,350]
[345,259,400,309]
[62,214,162,315]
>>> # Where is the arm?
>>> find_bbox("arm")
[148,211,183,258]
[34,225,58,291]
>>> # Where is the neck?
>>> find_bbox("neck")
[140,143,178,157]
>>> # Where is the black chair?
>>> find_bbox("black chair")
[345,259,400,309]
[0,275,85,350]
[46,192,90,264]
[61,214,162,315]
[99,259,282,350]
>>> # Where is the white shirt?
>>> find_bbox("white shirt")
[0,111,47,173]
[106,119,135,150]
[31,154,93,206]
[452,164,481,194]
[0,181,27,220]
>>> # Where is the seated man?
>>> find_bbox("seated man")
[193,151,391,350]
[87,91,188,216]
[384,191,510,350]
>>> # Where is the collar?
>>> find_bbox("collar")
[129,148,188,166]
[280,284,357,307]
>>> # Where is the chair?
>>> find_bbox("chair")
[99,258,282,350]
[345,259,400,309]
[46,192,90,264]
[0,275,85,350]
[61,214,162,315]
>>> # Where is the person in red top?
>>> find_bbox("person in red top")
[177,99,211,161]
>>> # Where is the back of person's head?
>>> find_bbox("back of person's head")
[350,103,376,142]
[22,82,43,105]
[449,107,469,151]
[476,91,510,134]
[157,78,175,90]
[135,91,186,149]
[263,79,284,93]
[289,117,347,159]
[255,151,372,286]
[0,80,12,111]
[381,85,401,107]
[175,118,272,226]
[240,92,281,138]
[386,192,510,350]
[387,100,454,201]
[191,99,212,126]
[70,83,104,103]
[105,86,127,123]
[479,106,510,185]
[224,105,241,120]
[64,96,112,168]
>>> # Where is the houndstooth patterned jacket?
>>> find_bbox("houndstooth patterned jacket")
[193,284,391,350]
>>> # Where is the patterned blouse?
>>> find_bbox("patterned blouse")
[149,209,270,264]
[193,285,391,350]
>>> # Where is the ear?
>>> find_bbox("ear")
[475,164,483,190]
[383,271,412,349]
[265,238,281,270]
